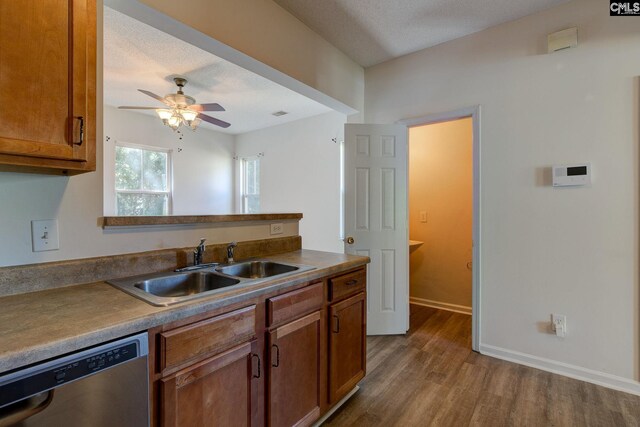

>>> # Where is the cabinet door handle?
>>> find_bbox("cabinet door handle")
[251,354,261,378]
[333,315,340,333]
[346,279,358,286]
[73,116,84,146]
[271,344,280,368]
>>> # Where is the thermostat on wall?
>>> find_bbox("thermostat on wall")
[552,163,591,187]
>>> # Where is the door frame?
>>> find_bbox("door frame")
[399,106,481,352]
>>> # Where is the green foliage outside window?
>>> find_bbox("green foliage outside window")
[242,157,260,214]
[115,145,169,216]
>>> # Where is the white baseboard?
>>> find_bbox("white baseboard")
[480,343,640,396]
[410,296,472,315]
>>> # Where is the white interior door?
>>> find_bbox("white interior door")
[344,124,408,335]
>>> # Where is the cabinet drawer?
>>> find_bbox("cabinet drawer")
[160,305,256,373]
[267,282,323,327]
[329,269,366,301]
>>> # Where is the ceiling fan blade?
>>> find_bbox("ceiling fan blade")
[138,89,172,106]
[199,113,231,128]
[118,106,159,110]
[190,103,225,112]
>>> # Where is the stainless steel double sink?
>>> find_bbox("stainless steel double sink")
[107,260,315,306]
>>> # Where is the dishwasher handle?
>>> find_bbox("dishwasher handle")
[0,390,54,427]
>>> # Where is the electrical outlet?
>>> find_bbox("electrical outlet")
[270,223,283,235]
[419,211,427,223]
[31,219,59,252]
[552,314,567,338]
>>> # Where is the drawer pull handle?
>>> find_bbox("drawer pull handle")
[251,354,261,378]
[73,116,84,146]
[271,344,280,368]
[333,315,340,333]
[345,279,358,286]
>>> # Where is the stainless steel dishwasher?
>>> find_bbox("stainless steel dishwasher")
[0,332,149,427]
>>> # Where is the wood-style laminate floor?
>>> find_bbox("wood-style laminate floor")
[324,304,640,426]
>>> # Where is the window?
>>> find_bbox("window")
[241,156,260,213]
[115,143,172,216]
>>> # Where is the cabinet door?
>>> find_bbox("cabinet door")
[268,311,322,427]
[161,340,260,427]
[329,292,366,404]
[0,0,90,162]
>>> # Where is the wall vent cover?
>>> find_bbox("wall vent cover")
[547,27,578,53]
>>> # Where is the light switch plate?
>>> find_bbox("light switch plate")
[419,211,427,223]
[31,219,59,252]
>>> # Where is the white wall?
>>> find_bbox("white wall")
[235,112,346,253]
[103,106,235,215]
[0,132,299,268]
[132,0,364,114]
[0,4,299,268]
[366,0,640,388]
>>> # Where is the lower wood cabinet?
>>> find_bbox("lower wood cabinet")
[150,267,368,427]
[160,340,259,427]
[267,311,322,427]
[328,292,366,404]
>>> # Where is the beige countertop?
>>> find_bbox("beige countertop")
[0,250,368,373]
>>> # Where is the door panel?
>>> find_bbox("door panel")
[161,341,258,427]
[268,311,321,427]
[355,167,370,230]
[328,292,366,403]
[0,0,88,162]
[344,124,408,334]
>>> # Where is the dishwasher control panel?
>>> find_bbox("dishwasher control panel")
[55,342,138,383]
[0,340,140,408]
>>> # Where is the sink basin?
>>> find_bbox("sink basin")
[107,270,243,306]
[134,272,240,297]
[108,260,315,306]
[217,261,299,279]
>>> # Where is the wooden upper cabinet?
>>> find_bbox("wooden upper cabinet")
[0,0,96,174]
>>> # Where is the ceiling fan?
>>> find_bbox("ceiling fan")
[118,77,230,130]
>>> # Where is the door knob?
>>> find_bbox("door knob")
[346,237,355,245]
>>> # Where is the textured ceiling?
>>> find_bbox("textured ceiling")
[274,0,569,67]
[103,7,332,135]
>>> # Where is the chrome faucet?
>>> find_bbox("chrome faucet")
[194,238,206,266]
[226,241,237,263]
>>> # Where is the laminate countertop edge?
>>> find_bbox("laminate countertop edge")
[0,250,369,373]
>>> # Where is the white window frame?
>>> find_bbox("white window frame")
[114,141,173,215]
[240,155,260,214]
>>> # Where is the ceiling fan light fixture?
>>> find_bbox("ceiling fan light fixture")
[167,113,181,130]
[156,109,172,120]
[121,78,228,131]
[180,109,198,122]
[188,117,201,131]
[157,108,200,131]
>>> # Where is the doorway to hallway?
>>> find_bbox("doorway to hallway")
[408,118,473,342]
[400,106,481,351]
